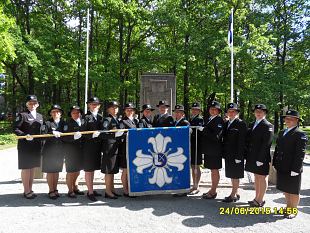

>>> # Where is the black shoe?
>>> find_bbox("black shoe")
[30,191,37,197]
[93,191,102,197]
[48,191,58,200]
[23,192,36,199]
[87,192,98,202]
[112,191,122,197]
[105,193,118,199]
[123,193,137,198]
[173,193,187,197]
[202,192,217,199]
[54,189,60,197]
[222,194,240,203]
[250,199,265,207]
[67,191,77,198]
[73,189,84,195]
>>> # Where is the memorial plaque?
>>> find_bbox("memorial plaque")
[140,73,176,114]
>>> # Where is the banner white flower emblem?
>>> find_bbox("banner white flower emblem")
[132,133,187,188]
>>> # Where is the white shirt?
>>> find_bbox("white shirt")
[227,117,237,128]
[75,118,81,126]
[175,118,184,126]
[253,117,265,130]
[30,110,36,119]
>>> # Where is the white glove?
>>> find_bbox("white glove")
[52,131,61,138]
[92,131,100,138]
[74,132,82,140]
[235,159,241,164]
[115,131,124,138]
[25,134,33,141]
[198,126,204,132]
[291,171,299,176]
[256,161,263,167]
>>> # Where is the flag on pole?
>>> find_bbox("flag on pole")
[127,127,191,196]
[228,12,233,47]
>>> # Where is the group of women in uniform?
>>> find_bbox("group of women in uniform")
[14,95,308,219]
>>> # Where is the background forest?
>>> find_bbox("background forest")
[0,0,309,132]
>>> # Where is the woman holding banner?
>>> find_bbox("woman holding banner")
[119,103,140,197]
[13,95,44,199]
[101,101,122,199]
[63,106,84,198]
[42,104,66,199]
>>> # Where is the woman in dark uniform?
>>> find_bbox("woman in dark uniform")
[222,103,247,202]
[101,101,122,199]
[139,104,154,128]
[63,106,84,198]
[173,104,190,127]
[188,102,204,195]
[152,100,174,127]
[14,95,43,199]
[273,110,308,219]
[119,103,140,197]
[201,101,224,199]
[245,104,274,207]
[83,97,103,202]
[42,104,66,199]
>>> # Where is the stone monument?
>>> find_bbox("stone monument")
[140,73,176,114]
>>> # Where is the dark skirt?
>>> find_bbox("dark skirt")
[224,157,244,179]
[18,140,41,169]
[101,141,119,174]
[204,154,222,169]
[118,153,127,169]
[83,140,102,172]
[245,159,269,176]
[42,142,64,173]
[276,171,302,195]
[65,143,83,173]
[190,147,203,166]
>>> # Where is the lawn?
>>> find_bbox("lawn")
[0,121,17,150]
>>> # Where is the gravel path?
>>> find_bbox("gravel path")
[0,147,309,233]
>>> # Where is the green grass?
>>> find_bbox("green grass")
[0,121,17,150]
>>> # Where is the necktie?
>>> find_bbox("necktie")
[252,121,259,130]
[283,129,289,136]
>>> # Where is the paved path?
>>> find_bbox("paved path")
[0,147,309,233]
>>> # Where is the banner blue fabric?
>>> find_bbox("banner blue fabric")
[127,127,190,196]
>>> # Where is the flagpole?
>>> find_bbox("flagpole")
[230,8,234,103]
[84,7,90,114]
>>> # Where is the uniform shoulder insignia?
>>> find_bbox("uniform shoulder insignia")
[103,119,109,128]
[15,116,20,121]
[301,134,308,141]
[218,124,223,128]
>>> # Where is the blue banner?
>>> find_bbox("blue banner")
[127,127,190,196]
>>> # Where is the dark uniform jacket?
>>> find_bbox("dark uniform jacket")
[152,113,174,127]
[83,112,103,142]
[62,118,85,144]
[175,117,190,126]
[139,115,153,128]
[202,115,224,157]
[222,118,247,160]
[190,115,204,162]
[14,110,44,137]
[42,119,67,155]
[245,119,274,163]
[14,110,44,154]
[119,116,139,165]
[273,127,308,174]
[101,114,122,173]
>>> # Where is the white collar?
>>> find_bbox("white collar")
[30,110,36,118]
